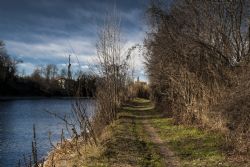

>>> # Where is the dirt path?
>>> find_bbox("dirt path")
[142,119,180,167]
[43,98,247,166]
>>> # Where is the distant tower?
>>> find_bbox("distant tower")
[137,76,140,82]
[67,55,72,80]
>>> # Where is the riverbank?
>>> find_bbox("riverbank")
[44,98,249,166]
[0,98,96,167]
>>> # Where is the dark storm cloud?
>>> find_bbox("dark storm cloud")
[0,0,149,41]
[0,0,150,78]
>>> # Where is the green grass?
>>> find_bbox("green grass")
[150,118,232,167]
[125,98,238,167]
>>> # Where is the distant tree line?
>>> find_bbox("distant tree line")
[0,40,96,97]
[0,41,20,81]
[0,41,22,95]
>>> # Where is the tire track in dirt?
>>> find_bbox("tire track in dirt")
[143,119,180,167]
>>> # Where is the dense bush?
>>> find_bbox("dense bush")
[145,0,250,153]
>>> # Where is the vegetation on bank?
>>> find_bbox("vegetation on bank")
[0,41,96,97]
[15,7,140,166]
[43,99,159,167]
[44,98,248,166]
[0,74,97,97]
[145,0,250,154]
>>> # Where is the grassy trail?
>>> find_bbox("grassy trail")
[48,98,247,166]
[98,98,241,167]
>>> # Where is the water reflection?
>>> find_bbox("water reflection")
[0,98,94,167]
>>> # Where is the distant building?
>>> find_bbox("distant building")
[135,76,147,86]
[55,77,66,89]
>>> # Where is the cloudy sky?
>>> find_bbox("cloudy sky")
[0,0,150,80]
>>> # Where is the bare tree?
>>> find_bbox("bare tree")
[60,68,67,78]
[51,64,58,79]
[93,7,130,135]
[0,40,20,82]
[145,0,250,152]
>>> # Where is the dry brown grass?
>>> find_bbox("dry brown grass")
[43,131,107,167]
[213,63,250,154]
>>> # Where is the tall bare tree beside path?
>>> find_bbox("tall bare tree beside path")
[94,8,131,135]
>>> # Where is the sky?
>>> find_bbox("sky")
[0,0,150,81]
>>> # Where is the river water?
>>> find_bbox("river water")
[0,98,95,167]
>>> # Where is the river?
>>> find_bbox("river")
[0,98,95,167]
